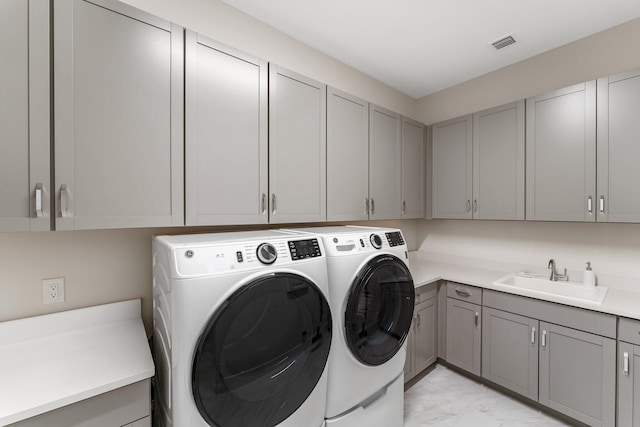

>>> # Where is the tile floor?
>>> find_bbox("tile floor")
[404,365,571,426]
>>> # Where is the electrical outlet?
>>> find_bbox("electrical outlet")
[42,278,65,304]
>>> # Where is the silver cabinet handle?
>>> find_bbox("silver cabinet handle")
[624,351,630,375]
[587,196,593,214]
[599,196,605,214]
[531,327,536,344]
[541,330,547,348]
[370,198,375,215]
[365,198,370,215]
[402,200,406,214]
[261,193,267,215]
[455,288,471,297]
[474,312,479,328]
[60,184,70,218]
[473,200,478,214]
[466,200,471,213]
[35,183,44,218]
[271,194,276,215]
[417,313,421,327]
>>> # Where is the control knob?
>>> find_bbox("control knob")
[370,234,382,249]
[256,243,277,264]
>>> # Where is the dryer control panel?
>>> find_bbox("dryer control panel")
[289,239,322,260]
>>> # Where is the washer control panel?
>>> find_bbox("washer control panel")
[370,234,383,249]
[385,231,405,247]
[256,243,278,264]
[288,238,322,260]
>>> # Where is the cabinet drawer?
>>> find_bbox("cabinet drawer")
[414,282,437,304]
[619,317,640,345]
[446,282,482,305]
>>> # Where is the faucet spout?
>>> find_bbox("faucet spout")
[548,259,556,280]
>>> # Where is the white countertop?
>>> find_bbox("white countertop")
[409,251,640,321]
[0,299,154,426]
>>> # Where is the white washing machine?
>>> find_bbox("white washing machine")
[285,226,415,427]
[152,231,332,427]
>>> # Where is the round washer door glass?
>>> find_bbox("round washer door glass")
[192,272,332,427]
[345,254,415,366]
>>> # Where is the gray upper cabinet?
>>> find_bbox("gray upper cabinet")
[597,69,640,223]
[401,117,426,219]
[0,0,50,232]
[526,82,596,222]
[326,88,369,222]
[472,101,525,220]
[54,0,184,230]
[539,322,615,427]
[369,104,402,220]
[432,115,473,219]
[482,307,538,400]
[269,65,326,224]
[185,32,268,226]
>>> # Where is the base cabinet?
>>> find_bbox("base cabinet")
[539,322,615,427]
[405,283,437,382]
[482,307,538,400]
[619,318,640,426]
[445,283,482,376]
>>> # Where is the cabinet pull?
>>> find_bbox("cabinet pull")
[599,196,605,214]
[417,313,421,327]
[587,196,593,214]
[455,288,471,297]
[261,193,267,215]
[466,200,471,213]
[271,194,276,215]
[624,352,629,375]
[474,312,479,328]
[371,199,375,215]
[365,198,370,215]
[531,327,536,344]
[541,330,547,348]
[60,184,70,218]
[473,200,478,214]
[402,200,406,214]
[35,183,44,218]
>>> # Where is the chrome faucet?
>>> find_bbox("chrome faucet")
[548,259,568,281]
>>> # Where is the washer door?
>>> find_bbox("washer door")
[345,254,415,366]
[191,272,332,427]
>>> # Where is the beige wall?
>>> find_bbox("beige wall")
[120,0,418,120]
[417,17,640,125]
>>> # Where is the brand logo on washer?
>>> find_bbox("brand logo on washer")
[185,250,194,258]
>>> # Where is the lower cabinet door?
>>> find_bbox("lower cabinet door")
[446,298,481,376]
[413,297,437,374]
[539,322,615,427]
[482,307,538,400]
[619,342,640,427]
[404,322,415,382]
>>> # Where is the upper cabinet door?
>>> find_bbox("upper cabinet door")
[369,104,402,220]
[432,115,472,219]
[269,66,326,224]
[401,117,425,219]
[0,0,50,232]
[597,69,640,223]
[185,32,268,226]
[472,101,525,220]
[526,82,596,222]
[326,87,369,222]
[54,0,184,230]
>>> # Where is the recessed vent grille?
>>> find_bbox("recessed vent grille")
[491,35,516,50]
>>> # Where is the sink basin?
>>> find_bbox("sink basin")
[493,273,608,305]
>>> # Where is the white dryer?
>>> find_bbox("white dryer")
[152,231,332,427]
[285,226,415,427]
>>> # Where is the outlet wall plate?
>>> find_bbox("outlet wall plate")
[42,277,65,304]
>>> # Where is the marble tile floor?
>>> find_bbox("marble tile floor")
[404,365,571,426]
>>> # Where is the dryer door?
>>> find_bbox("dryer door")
[191,272,332,427]
[345,254,415,366]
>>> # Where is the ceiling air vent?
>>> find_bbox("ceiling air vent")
[491,35,517,50]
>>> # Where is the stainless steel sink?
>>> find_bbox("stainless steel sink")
[493,273,608,305]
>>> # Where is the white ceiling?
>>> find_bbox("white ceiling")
[220,0,640,99]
